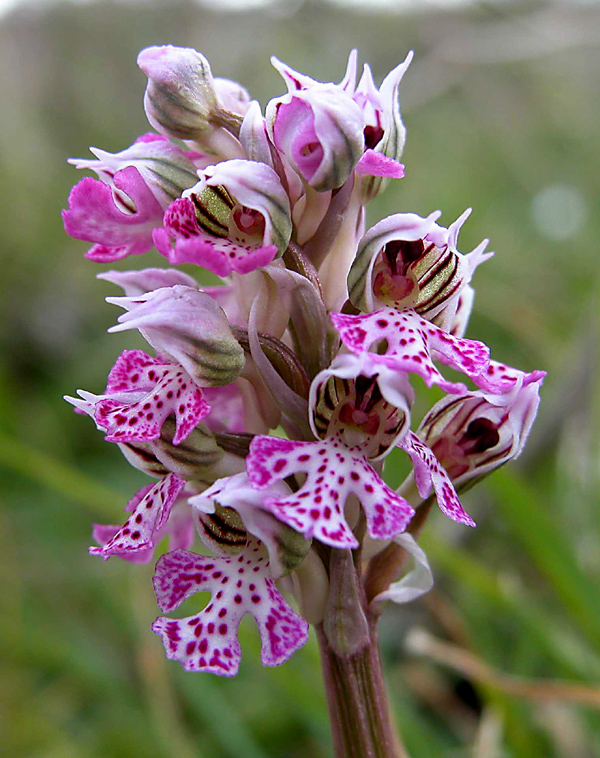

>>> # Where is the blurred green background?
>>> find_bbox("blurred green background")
[1,1,599,755]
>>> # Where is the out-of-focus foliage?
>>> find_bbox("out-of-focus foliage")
[1,1,599,756]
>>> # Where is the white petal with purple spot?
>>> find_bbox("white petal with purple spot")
[90,473,185,559]
[152,541,309,676]
[399,431,474,526]
[331,308,492,394]
[246,434,414,548]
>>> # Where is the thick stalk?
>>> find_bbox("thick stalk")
[316,622,409,758]
[317,548,409,758]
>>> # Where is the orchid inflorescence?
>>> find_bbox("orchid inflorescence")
[64,45,544,678]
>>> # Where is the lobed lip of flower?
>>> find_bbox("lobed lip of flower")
[66,349,211,446]
[62,165,164,263]
[92,486,195,564]
[470,360,547,399]
[330,308,495,397]
[246,433,415,548]
[398,431,474,526]
[152,540,309,675]
[155,159,292,277]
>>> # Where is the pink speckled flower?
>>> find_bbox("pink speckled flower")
[66,350,211,446]
[62,134,204,263]
[418,372,545,489]
[347,209,492,321]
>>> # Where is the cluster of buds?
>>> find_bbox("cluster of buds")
[64,45,544,676]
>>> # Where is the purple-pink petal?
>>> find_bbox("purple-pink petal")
[355,150,405,178]
[152,543,309,675]
[331,308,491,394]
[202,384,247,434]
[90,473,185,560]
[399,431,475,526]
[246,435,414,547]
[97,267,200,297]
[62,166,164,262]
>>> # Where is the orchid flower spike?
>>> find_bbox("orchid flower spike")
[64,45,545,687]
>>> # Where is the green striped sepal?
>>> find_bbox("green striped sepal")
[348,210,469,321]
[176,159,292,269]
[309,354,412,461]
[107,285,245,388]
[190,473,312,578]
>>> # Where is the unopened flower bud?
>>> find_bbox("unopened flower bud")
[214,77,251,116]
[150,418,245,485]
[107,285,245,387]
[138,45,223,141]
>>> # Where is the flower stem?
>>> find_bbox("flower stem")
[316,620,409,757]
